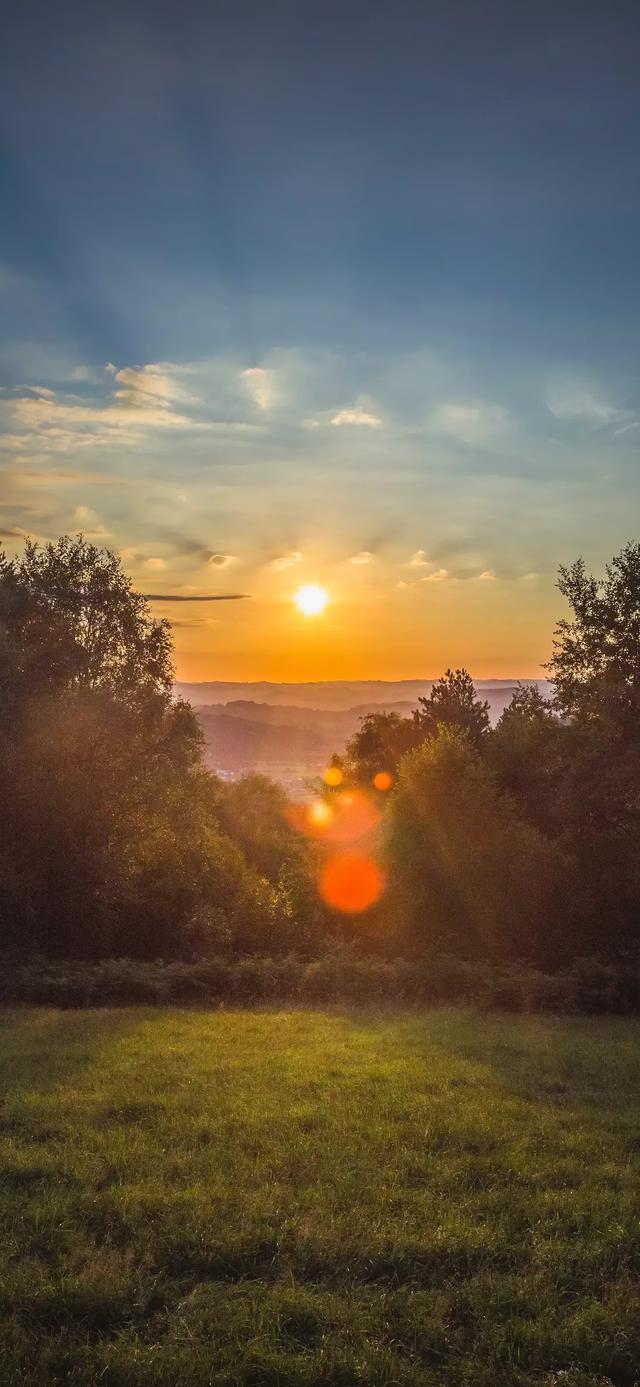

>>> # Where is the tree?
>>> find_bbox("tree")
[413,668,490,749]
[548,542,640,725]
[545,543,640,943]
[0,534,174,718]
[489,683,564,835]
[345,711,419,783]
[216,774,299,882]
[386,728,587,966]
[0,537,216,956]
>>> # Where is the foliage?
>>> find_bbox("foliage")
[5,950,640,1013]
[3,535,640,974]
[414,666,491,748]
[548,542,640,723]
[489,683,564,836]
[0,534,174,714]
[345,710,419,782]
[0,537,291,960]
[386,728,588,966]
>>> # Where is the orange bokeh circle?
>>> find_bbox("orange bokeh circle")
[319,853,386,914]
[373,771,393,791]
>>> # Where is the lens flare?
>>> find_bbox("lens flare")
[319,853,386,914]
[323,765,343,787]
[326,790,380,842]
[373,770,393,791]
[307,799,332,829]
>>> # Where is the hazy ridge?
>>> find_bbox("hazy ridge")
[185,681,552,787]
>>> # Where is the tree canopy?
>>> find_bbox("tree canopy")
[2,534,640,971]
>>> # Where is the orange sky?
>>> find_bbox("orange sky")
[164,571,557,683]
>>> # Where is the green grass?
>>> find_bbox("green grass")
[1,1008,640,1386]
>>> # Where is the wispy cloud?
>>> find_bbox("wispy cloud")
[428,402,510,446]
[349,550,373,565]
[208,553,235,567]
[407,549,430,567]
[269,551,303,570]
[421,567,449,582]
[145,593,249,602]
[2,362,262,456]
[113,363,198,410]
[545,378,630,428]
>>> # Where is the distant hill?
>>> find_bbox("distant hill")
[196,710,327,772]
[189,681,552,788]
[176,678,550,711]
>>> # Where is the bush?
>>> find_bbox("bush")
[2,951,640,1013]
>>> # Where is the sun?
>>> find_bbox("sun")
[294,583,328,616]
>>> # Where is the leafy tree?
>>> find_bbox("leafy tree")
[413,668,490,749]
[345,711,419,783]
[216,774,300,882]
[546,543,640,942]
[0,535,174,718]
[548,542,640,726]
[0,536,266,957]
[489,683,564,835]
[386,728,587,966]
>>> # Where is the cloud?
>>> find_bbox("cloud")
[545,379,628,427]
[407,549,430,567]
[478,569,496,580]
[2,363,263,456]
[421,568,449,582]
[242,367,272,410]
[0,467,122,486]
[144,557,167,571]
[208,553,235,567]
[145,593,249,601]
[113,364,195,410]
[269,551,303,570]
[71,504,110,538]
[15,385,57,400]
[614,421,640,438]
[349,550,373,565]
[428,402,510,446]
[331,408,381,428]
[9,393,196,444]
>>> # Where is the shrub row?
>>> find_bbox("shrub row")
[1,952,640,1013]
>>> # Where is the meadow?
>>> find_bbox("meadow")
[1,1007,640,1387]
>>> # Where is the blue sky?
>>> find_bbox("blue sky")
[1,1,639,679]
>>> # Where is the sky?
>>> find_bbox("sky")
[1,0,639,681]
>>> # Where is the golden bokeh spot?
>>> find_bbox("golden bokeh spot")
[325,789,380,842]
[319,853,386,914]
[373,770,393,791]
[307,799,332,830]
[323,765,343,787]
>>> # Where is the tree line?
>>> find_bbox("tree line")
[1,535,639,969]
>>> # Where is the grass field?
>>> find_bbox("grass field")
[1,1008,640,1386]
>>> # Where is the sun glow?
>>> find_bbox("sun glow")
[294,583,328,616]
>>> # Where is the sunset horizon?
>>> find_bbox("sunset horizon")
[3,4,639,685]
